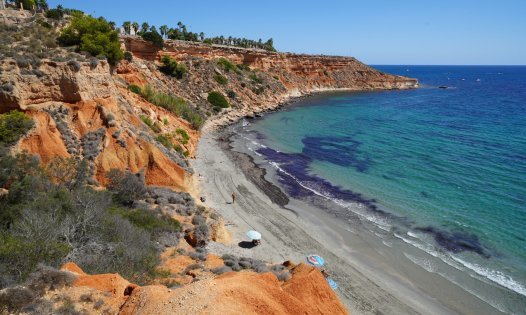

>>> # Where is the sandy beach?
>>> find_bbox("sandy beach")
[190,125,507,315]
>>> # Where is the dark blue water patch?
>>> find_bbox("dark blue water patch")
[415,226,490,258]
[301,136,372,172]
[257,144,492,258]
[256,146,394,219]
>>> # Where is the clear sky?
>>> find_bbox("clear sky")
[47,0,526,65]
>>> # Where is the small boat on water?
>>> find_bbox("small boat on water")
[438,86,449,89]
[476,78,481,82]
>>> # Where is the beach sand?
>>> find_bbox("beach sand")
[191,130,504,315]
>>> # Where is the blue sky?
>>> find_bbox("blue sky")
[47,0,526,65]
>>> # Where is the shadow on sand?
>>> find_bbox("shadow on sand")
[238,241,256,249]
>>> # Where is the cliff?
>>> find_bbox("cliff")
[122,37,417,130]
[49,262,348,315]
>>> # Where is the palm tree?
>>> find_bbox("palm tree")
[177,21,184,31]
[141,22,149,34]
[199,32,205,41]
[122,21,131,35]
[108,21,116,30]
[160,25,168,39]
[132,22,139,35]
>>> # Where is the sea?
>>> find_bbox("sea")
[236,66,526,314]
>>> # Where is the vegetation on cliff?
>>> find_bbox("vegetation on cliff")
[0,139,183,288]
[0,110,34,147]
[131,85,205,129]
[58,13,123,65]
[207,91,230,110]
[159,55,187,79]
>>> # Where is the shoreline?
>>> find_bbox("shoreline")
[192,119,512,315]
[192,130,449,314]
[200,86,416,133]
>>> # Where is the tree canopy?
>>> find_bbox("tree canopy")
[120,20,276,52]
[58,14,123,65]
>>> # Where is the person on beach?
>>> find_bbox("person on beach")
[321,269,330,278]
[231,192,235,204]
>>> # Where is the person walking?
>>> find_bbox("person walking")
[231,192,235,204]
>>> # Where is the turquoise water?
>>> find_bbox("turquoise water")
[244,66,526,301]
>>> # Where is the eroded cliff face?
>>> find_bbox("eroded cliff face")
[55,262,348,315]
[123,38,417,130]
[1,58,197,191]
[124,37,417,92]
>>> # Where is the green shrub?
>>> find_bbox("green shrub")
[216,58,240,73]
[155,134,173,149]
[0,110,34,146]
[110,207,181,234]
[138,85,204,129]
[213,74,228,85]
[124,51,133,62]
[207,91,229,109]
[141,30,164,48]
[175,128,189,144]
[139,115,161,133]
[226,90,236,99]
[249,73,263,84]
[128,84,141,94]
[0,233,71,283]
[159,56,186,79]
[45,8,64,20]
[58,14,123,65]
[107,169,146,206]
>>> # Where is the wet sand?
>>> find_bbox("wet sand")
[191,129,503,315]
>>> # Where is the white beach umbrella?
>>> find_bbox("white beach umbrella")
[246,230,262,240]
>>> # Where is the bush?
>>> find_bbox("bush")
[140,115,161,133]
[124,51,133,62]
[0,233,71,285]
[107,169,146,206]
[25,265,76,296]
[67,60,81,71]
[128,84,141,94]
[0,286,36,313]
[213,74,228,85]
[0,111,34,146]
[175,128,189,144]
[191,214,206,225]
[226,90,236,99]
[155,134,173,149]
[159,56,186,79]
[45,8,64,20]
[58,14,123,65]
[238,260,252,269]
[189,251,206,261]
[211,266,232,275]
[141,30,163,48]
[207,91,229,109]
[193,224,210,246]
[138,85,204,129]
[216,58,240,73]
[110,207,181,234]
